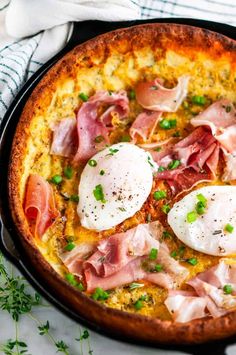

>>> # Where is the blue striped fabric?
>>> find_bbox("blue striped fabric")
[0,0,235,123]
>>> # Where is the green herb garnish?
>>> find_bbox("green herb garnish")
[64,242,75,252]
[168,159,181,170]
[79,92,89,102]
[158,166,166,172]
[128,90,136,100]
[162,204,170,214]
[100,170,105,176]
[129,283,144,290]
[120,134,131,142]
[225,223,234,233]
[88,159,97,167]
[154,264,163,272]
[153,190,167,200]
[70,194,79,202]
[149,248,158,260]
[93,184,106,203]
[94,135,104,143]
[91,287,109,301]
[187,211,197,223]
[223,284,233,294]
[159,119,177,130]
[50,175,62,185]
[187,258,198,266]
[64,166,73,179]
[192,95,206,106]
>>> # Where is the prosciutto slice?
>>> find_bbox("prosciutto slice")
[166,260,236,323]
[24,174,59,238]
[73,90,129,163]
[83,222,188,291]
[191,100,236,181]
[135,75,189,112]
[130,111,162,142]
[50,118,77,157]
[164,290,208,323]
[152,127,218,196]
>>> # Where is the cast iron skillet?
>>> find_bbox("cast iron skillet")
[0,18,236,354]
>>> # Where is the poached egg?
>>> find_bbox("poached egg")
[168,186,236,256]
[78,143,156,231]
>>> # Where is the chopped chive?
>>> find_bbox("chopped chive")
[178,246,185,257]
[225,223,234,233]
[93,184,106,203]
[196,194,207,206]
[162,231,172,239]
[139,294,149,302]
[162,204,170,214]
[187,211,197,223]
[170,251,178,259]
[159,119,177,130]
[70,194,79,202]
[100,170,105,176]
[88,159,97,167]
[77,283,85,291]
[187,258,198,266]
[120,134,131,142]
[153,190,167,200]
[183,101,189,109]
[128,90,136,100]
[192,95,206,106]
[79,92,89,102]
[118,207,126,212]
[50,175,62,185]
[149,248,158,260]
[168,159,181,170]
[223,284,233,294]
[129,283,144,290]
[94,135,104,143]
[64,242,75,252]
[154,147,162,152]
[92,287,109,301]
[158,166,166,172]
[196,201,206,215]
[64,166,73,179]
[65,273,83,291]
[134,300,143,310]
[154,264,163,272]
[107,148,119,156]
[172,131,180,137]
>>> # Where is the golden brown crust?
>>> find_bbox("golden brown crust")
[8,23,236,344]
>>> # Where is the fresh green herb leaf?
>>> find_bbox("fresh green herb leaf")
[134,299,143,310]
[107,148,119,156]
[158,166,166,172]
[159,119,177,130]
[223,284,233,294]
[149,248,158,260]
[154,147,162,152]
[225,223,234,233]
[168,159,181,170]
[187,211,197,223]
[186,258,198,266]
[88,159,97,167]
[162,231,172,239]
[154,264,163,272]
[225,105,232,113]
[70,194,79,202]
[161,204,170,214]
[91,287,109,301]
[192,95,206,106]
[170,251,178,259]
[93,184,106,203]
[100,170,105,176]
[196,193,207,206]
[196,201,206,215]
[55,340,69,353]
[64,242,75,252]
[38,321,50,335]
[147,156,154,168]
[153,190,166,200]
[50,175,62,185]
[63,166,73,179]
[118,207,126,212]
[172,131,180,137]
[79,92,89,102]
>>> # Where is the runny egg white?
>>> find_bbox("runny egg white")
[168,186,236,256]
[78,143,156,231]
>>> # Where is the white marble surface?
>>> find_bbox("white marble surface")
[1,262,236,355]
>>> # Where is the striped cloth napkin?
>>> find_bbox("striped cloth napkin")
[0,0,235,124]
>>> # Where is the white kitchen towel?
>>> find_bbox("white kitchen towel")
[0,0,236,123]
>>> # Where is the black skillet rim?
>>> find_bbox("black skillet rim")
[0,18,236,354]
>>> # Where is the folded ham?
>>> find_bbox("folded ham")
[191,99,236,181]
[165,260,236,323]
[135,75,189,112]
[50,118,77,157]
[24,174,59,238]
[152,126,217,195]
[130,111,162,142]
[61,221,189,292]
[73,90,129,163]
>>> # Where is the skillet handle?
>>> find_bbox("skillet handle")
[0,218,21,265]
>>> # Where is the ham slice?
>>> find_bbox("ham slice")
[24,174,59,238]
[191,100,236,181]
[50,118,77,157]
[83,222,189,291]
[135,75,189,112]
[130,111,162,142]
[60,243,95,277]
[164,290,208,323]
[73,90,129,163]
[152,127,217,196]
